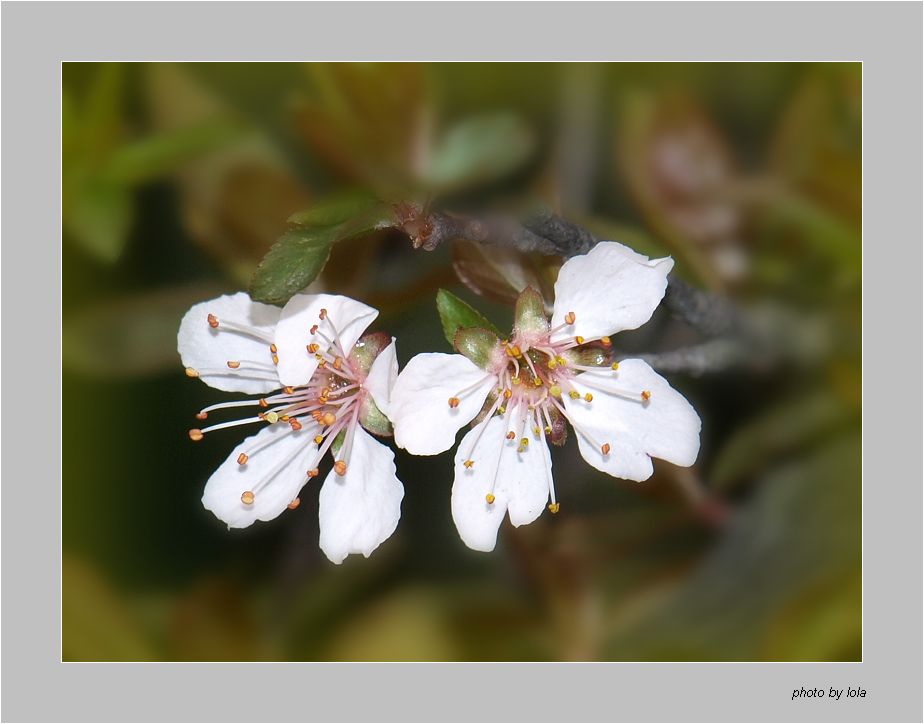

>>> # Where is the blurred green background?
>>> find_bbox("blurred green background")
[63,62,861,661]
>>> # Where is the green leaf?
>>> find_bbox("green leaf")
[287,191,383,228]
[435,289,500,347]
[250,198,393,306]
[424,112,535,193]
[105,118,247,184]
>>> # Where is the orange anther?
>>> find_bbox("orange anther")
[195,412,208,420]
[503,389,512,399]
[290,419,302,431]
[564,311,576,325]
[240,491,255,505]
[284,386,295,394]
[319,308,328,320]
[272,354,279,365]
[188,429,204,441]
[601,336,612,347]
[270,343,278,354]
[333,357,343,370]
[322,412,337,426]
[641,390,652,401]
[307,468,320,478]
[259,398,269,408]
[506,431,516,440]
[463,459,474,469]
[287,498,301,510]
[334,460,347,476]
[448,397,460,408]
[237,453,249,465]
[185,367,199,378]
[207,314,219,328]
[601,443,611,455]
[310,324,319,334]
[226,360,241,369]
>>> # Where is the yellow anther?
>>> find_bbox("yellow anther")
[564,311,576,325]
[601,443,611,455]
[584,392,593,402]
[611,361,620,370]
[265,412,279,424]
[544,425,552,434]
[188,428,204,441]
[512,376,521,385]
[314,435,324,445]
[575,336,585,345]
[568,390,581,400]
[280,415,290,422]
[503,389,513,399]
[533,377,542,387]
[333,357,343,370]
[556,356,567,366]
[185,367,199,378]
[463,459,474,469]
[240,491,255,505]
[485,493,496,505]
[548,502,560,514]
[547,358,558,369]
[322,412,337,426]
[549,385,562,398]
[641,390,652,401]
[512,346,522,357]
[321,387,331,398]
[601,336,612,347]
[237,453,249,465]
[518,437,529,452]
[287,498,301,510]
[533,426,540,435]
[227,360,240,369]
[334,460,347,476]
[506,431,516,440]
[272,354,279,365]
[448,397,460,408]
[498,406,506,414]
[207,313,219,328]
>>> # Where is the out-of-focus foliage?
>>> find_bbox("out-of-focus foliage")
[63,62,861,662]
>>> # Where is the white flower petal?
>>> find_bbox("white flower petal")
[364,338,398,417]
[390,353,497,455]
[550,241,674,342]
[318,427,404,564]
[201,422,319,528]
[503,424,552,528]
[275,294,378,387]
[563,358,701,482]
[451,416,509,552]
[178,292,281,393]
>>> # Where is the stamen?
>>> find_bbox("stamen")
[612,361,620,370]
[548,502,560,514]
[334,460,347,476]
[307,468,320,478]
[188,429,204,441]
[565,311,576,325]
[237,453,248,465]
[322,412,337,426]
[584,393,593,402]
[207,313,219,328]
[240,491,255,505]
[485,494,495,505]
[448,397,460,408]
[641,390,652,401]
[601,336,612,347]
[601,443,611,455]
[464,459,474,468]
[226,361,241,369]
[575,336,585,345]
[506,431,516,440]
[185,367,199,378]
[196,412,208,420]
[288,498,301,510]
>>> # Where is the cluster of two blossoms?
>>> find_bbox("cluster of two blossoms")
[179,241,702,564]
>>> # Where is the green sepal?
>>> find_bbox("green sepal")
[435,289,500,348]
[561,344,611,369]
[349,332,392,376]
[514,286,549,337]
[330,429,347,457]
[454,327,500,370]
[359,395,393,438]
